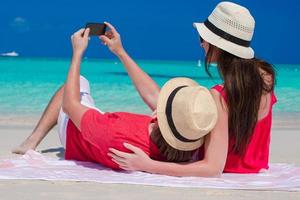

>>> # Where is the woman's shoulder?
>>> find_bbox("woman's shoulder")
[211,84,224,91]
[211,84,227,102]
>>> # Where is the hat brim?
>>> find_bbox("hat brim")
[157,78,204,151]
[193,22,254,59]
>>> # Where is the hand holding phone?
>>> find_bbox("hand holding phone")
[85,23,107,36]
[98,22,126,56]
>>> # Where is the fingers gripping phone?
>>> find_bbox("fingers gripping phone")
[85,23,107,36]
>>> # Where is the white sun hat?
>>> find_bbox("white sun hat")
[157,78,218,151]
[193,1,255,59]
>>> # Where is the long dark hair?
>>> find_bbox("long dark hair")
[205,44,276,156]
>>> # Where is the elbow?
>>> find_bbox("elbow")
[208,168,223,178]
[194,161,224,177]
[142,92,159,110]
[195,167,222,178]
[210,162,225,177]
[62,101,70,115]
[206,162,224,177]
[62,99,75,116]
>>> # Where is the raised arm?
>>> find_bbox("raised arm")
[109,89,228,177]
[62,28,91,130]
[100,22,160,111]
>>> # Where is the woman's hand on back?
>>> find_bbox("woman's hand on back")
[108,143,153,171]
[99,22,125,57]
[71,28,90,56]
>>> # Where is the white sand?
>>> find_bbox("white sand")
[0,113,299,199]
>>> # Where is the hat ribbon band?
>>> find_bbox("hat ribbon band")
[204,19,251,47]
[166,86,202,143]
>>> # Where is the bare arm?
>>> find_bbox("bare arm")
[100,22,160,111]
[117,51,160,111]
[109,89,229,177]
[62,28,90,130]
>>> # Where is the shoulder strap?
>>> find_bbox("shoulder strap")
[212,85,227,102]
[271,91,277,105]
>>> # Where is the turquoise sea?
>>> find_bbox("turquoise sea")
[0,57,300,116]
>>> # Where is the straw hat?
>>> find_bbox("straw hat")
[157,78,218,151]
[193,1,255,59]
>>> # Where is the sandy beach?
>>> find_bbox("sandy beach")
[1,0,299,197]
[0,113,299,200]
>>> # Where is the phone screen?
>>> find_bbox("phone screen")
[85,23,107,36]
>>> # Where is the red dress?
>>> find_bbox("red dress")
[210,85,277,173]
[65,109,162,169]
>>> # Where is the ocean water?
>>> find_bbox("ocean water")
[0,57,299,116]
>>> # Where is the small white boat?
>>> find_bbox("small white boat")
[0,51,19,57]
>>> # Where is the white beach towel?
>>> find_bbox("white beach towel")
[0,150,299,191]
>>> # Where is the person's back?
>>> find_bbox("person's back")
[212,81,277,173]
[65,109,160,169]
[191,0,277,173]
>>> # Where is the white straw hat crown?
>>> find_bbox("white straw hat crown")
[193,1,255,59]
[157,78,218,151]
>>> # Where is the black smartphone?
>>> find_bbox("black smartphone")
[85,23,107,36]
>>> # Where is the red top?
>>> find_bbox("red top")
[65,109,163,170]
[210,85,277,173]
